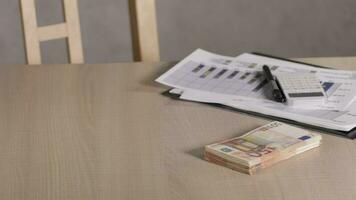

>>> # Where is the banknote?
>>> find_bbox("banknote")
[204,121,321,173]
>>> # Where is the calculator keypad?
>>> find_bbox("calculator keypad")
[276,73,325,98]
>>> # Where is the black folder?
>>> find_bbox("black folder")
[162,53,356,139]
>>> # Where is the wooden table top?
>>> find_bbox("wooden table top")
[2,57,356,200]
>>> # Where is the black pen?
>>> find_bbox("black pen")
[263,65,286,103]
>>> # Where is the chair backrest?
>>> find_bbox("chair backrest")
[20,0,160,64]
[129,0,160,62]
[20,0,84,65]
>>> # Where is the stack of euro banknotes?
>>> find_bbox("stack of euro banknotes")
[204,121,322,175]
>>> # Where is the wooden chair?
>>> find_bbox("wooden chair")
[20,0,84,65]
[129,0,160,62]
[20,0,160,65]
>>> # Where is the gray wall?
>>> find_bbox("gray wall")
[0,0,356,64]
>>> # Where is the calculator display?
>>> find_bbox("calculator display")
[288,92,324,98]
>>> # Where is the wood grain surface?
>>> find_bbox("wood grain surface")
[1,57,356,199]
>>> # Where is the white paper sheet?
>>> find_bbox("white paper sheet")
[156,49,356,131]
[179,89,356,131]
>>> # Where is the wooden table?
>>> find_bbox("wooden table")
[1,57,356,200]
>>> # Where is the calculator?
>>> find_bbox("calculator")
[275,73,326,108]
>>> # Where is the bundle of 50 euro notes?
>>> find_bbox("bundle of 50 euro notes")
[204,121,322,175]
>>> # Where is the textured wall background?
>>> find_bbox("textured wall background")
[0,0,355,64]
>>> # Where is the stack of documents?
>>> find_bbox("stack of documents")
[156,49,356,135]
[204,121,321,175]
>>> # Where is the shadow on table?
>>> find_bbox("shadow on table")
[141,62,177,88]
[186,147,205,160]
